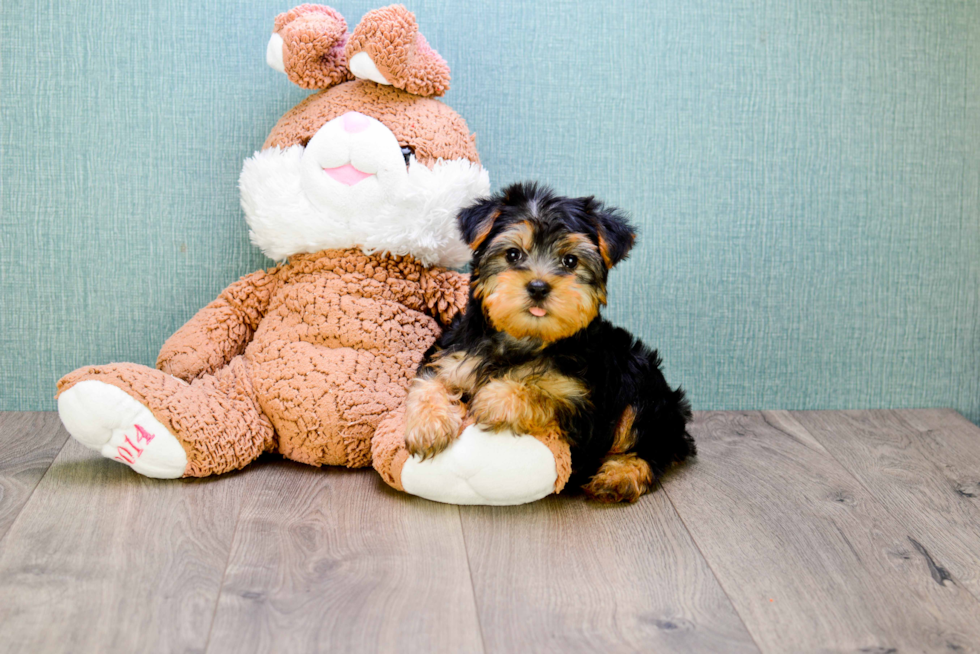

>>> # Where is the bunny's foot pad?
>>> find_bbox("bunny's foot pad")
[57,380,188,479]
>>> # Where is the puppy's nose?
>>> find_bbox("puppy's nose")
[341,111,371,133]
[526,279,551,300]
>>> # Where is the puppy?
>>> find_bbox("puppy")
[403,182,695,502]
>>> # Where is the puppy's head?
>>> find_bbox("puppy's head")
[458,182,636,343]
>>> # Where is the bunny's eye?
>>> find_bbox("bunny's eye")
[400,145,415,165]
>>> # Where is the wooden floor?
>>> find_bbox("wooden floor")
[1,410,979,653]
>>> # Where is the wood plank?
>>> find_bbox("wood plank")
[897,409,980,504]
[0,413,69,542]
[790,409,980,600]
[0,438,249,654]
[459,489,761,653]
[206,462,484,654]
[664,411,980,654]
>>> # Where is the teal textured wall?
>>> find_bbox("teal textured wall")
[2,1,978,422]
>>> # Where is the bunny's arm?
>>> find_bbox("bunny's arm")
[157,268,281,382]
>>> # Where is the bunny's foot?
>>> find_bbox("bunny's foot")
[58,380,188,478]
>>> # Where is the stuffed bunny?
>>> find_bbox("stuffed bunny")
[55,4,571,505]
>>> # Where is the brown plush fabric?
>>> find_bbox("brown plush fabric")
[371,405,411,489]
[371,408,573,493]
[275,4,353,90]
[345,4,451,97]
[247,249,465,469]
[531,429,572,494]
[57,249,468,477]
[263,79,479,166]
[157,268,279,382]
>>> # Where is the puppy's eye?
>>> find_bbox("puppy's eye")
[505,248,523,264]
[562,254,579,270]
[400,145,414,165]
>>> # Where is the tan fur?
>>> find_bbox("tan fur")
[403,376,464,460]
[477,225,604,342]
[468,368,589,434]
[498,221,536,252]
[557,233,607,304]
[483,268,600,343]
[595,227,636,269]
[582,453,654,503]
[471,223,531,298]
[596,231,614,269]
[426,351,479,394]
[610,405,637,454]
[562,233,600,257]
[402,350,482,459]
[470,266,494,300]
[516,366,590,408]
[468,379,550,434]
[467,209,501,252]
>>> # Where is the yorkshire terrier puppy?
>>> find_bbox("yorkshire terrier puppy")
[404,182,695,503]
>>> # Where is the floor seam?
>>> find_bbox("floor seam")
[457,507,490,654]
[661,483,765,654]
[201,476,250,654]
[661,415,768,654]
[0,415,71,547]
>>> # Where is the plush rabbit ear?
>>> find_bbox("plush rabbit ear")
[344,5,451,97]
[268,5,353,90]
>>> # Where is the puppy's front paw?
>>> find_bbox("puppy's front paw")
[468,379,540,433]
[405,411,461,461]
[404,379,463,460]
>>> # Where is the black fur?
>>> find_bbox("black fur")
[433,182,695,492]
[457,182,637,277]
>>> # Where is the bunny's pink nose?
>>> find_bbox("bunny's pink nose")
[342,111,371,133]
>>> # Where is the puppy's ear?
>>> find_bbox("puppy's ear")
[457,197,501,251]
[583,197,637,268]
